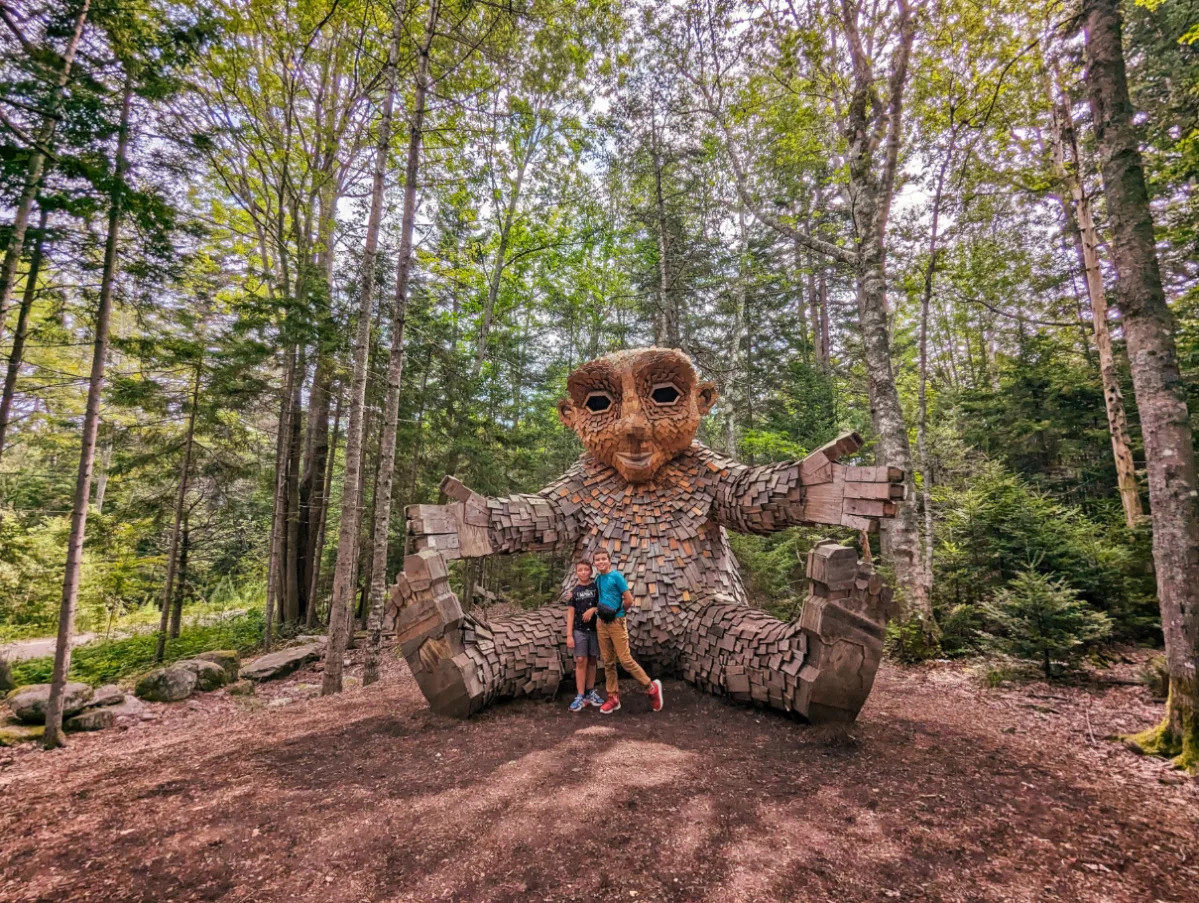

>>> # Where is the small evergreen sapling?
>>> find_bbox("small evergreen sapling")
[982,566,1112,679]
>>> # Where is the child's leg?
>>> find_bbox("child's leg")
[597,621,620,695]
[574,655,588,696]
[609,618,652,689]
[586,655,597,691]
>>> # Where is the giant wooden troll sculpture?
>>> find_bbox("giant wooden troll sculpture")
[388,347,905,722]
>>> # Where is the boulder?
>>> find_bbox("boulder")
[65,708,115,732]
[135,666,196,702]
[226,680,255,697]
[86,684,125,708]
[0,722,44,746]
[107,695,148,722]
[6,682,93,724]
[175,659,229,691]
[240,643,322,682]
[194,650,240,682]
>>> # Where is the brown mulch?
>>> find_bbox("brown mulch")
[0,649,1197,903]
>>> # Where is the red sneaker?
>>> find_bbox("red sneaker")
[599,694,621,714]
[647,679,664,712]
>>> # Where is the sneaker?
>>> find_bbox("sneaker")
[585,689,604,707]
[647,679,664,712]
[569,694,587,713]
[599,694,621,714]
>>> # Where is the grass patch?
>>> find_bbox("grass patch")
[9,609,266,688]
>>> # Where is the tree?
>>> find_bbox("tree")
[983,563,1111,679]
[1083,0,1199,770]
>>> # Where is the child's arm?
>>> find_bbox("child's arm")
[565,604,576,651]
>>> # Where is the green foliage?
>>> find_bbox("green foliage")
[981,564,1112,679]
[10,608,265,688]
[931,459,1157,642]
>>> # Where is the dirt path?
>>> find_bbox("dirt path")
[0,651,1196,903]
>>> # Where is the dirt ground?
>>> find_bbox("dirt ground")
[1,647,1197,903]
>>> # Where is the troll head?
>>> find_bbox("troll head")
[556,347,718,483]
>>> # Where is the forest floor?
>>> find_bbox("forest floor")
[1,646,1197,903]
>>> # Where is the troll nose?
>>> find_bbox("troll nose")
[620,396,651,438]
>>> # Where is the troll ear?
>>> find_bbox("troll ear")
[696,381,718,416]
[556,397,575,428]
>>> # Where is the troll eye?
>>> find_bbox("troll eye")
[584,392,613,413]
[650,383,681,405]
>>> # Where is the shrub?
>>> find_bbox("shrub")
[981,565,1112,679]
[10,609,265,688]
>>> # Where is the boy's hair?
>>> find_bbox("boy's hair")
[593,549,611,560]
[575,557,593,569]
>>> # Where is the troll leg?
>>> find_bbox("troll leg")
[388,549,569,716]
[682,542,894,723]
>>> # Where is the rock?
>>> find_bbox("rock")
[285,682,320,700]
[240,644,322,682]
[65,708,115,732]
[0,722,44,746]
[6,682,93,724]
[267,696,296,709]
[86,684,125,708]
[107,695,147,722]
[135,666,196,702]
[226,679,255,697]
[194,650,240,682]
[175,659,229,691]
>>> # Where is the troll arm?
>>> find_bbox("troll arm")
[714,432,905,535]
[407,473,582,559]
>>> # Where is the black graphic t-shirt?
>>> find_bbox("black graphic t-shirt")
[566,582,599,633]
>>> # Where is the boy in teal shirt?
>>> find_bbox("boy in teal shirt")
[592,549,663,714]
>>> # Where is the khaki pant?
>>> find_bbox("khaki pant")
[597,617,651,695]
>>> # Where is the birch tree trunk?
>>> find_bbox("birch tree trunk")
[322,8,404,694]
[43,76,132,749]
[1083,0,1199,768]
[155,364,202,661]
[1047,73,1143,528]
[362,0,440,689]
[0,0,90,345]
[0,205,48,459]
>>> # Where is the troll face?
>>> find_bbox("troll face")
[556,348,717,483]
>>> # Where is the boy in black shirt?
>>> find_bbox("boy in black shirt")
[565,559,604,712]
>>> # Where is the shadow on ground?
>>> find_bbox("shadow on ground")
[1,660,1196,903]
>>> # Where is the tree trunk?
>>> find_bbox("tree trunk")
[299,355,331,620]
[155,364,202,662]
[0,0,90,346]
[170,512,190,639]
[1084,0,1199,768]
[323,8,405,694]
[839,0,931,630]
[1047,71,1143,528]
[362,0,439,689]
[283,351,306,624]
[306,393,341,627]
[43,76,131,749]
[263,343,298,648]
[0,205,47,460]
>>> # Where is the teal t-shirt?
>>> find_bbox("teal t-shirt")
[595,570,629,618]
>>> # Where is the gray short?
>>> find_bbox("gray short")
[571,629,600,658]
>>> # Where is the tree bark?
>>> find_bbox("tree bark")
[0,205,48,459]
[263,342,298,648]
[283,351,306,624]
[362,0,439,689]
[839,0,931,629]
[306,393,341,627]
[43,76,132,749]
[0,0,90,347]
[170,512,189,638]
[323,7,405,694]
[1084,0,1199,767]
[155,363,202,661]
[1047,71,1143,528]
